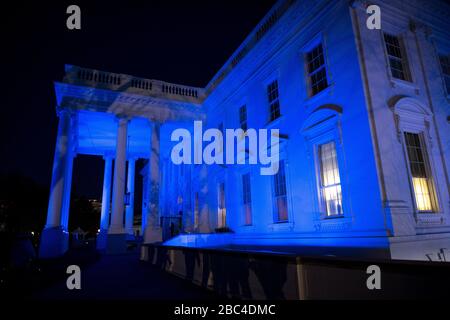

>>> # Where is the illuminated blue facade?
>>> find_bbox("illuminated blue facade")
[40,0,450,261]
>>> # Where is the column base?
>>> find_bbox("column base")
[39,226,69,258]
[106,233,127,255]
[96,229,108,250]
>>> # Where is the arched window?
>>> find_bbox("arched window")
[301,105,349,220]
[392,97,440,213]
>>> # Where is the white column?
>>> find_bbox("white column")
[125,158,136,235]
[40,108,74,258]
[45,109,73,229]
[143,122,162,243]
[109,117,129,234]
[61,152,75,231]
[100,156,113,231]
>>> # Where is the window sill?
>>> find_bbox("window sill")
[415,212,445,226]
[237,224,256,233]
[322,214,345,220]
[304,84,334,107]
[264,115,284,129]
[268,221,294,232]
[313,215,352,232]
[390,78,418,92]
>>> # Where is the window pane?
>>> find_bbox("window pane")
[384,33,410,81]
[404,132,436,212]
[323,185,343,216]
[273,161,288,221]
[239,105,248,131]
[306,43,328,95]
[319,142,343,216]
[412,178,433,211]
[267,80,281,121]
[218,182,226,228]
[276,196,288,222]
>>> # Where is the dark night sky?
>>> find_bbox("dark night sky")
[3,0,276,199]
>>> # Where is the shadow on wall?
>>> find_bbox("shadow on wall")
[146,245,289,299]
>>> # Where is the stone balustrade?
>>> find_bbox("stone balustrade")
[63,64,205,104]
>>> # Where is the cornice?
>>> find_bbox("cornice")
[54,82,205,122]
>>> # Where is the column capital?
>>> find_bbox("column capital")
[145,118,162,128]
[114,114,132,123]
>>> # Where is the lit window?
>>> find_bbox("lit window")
[242,173,252,225]
[319,141,343,216]
[306,43,328,96]
[404,132,437,212]
[273,160,288,222]
[383,33,411,81]
[439,55,450,95]
[239,105,248,131]
[267,80,281,122]
[218,182,226,228]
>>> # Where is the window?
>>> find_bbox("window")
[439,55,450,95]
[218,182,226,228]
[218,122,224,155]
[194,192,199,230]
[273,160,288,222]
[267,80,281,122]
[404,132,437,212]
[242,173,252,225]
[306,43,328,96]
[383,33,411,81]
[239,105,248,131]
[318,141,343,216]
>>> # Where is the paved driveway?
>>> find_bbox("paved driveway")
[32,252,221,300]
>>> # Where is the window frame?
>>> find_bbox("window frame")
[392,97,443,222]
[266,79,282,123]
[317,141,344,217]
[272,159,289,223]
[239,104,248,132]
[301,108,351,223]
[304,42,329,97]
[241,172,253,226]
[217,181,227,228]
[194,191,200,231]
[382,32,413,83]
[402,131,439,214]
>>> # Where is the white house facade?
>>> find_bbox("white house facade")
[39,0,450,261]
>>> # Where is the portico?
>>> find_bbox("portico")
[39,64,205,257]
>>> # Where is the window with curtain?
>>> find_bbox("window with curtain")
[319,141,343,216]
[218,182,226,228]
[194,192,199,230]
[242,173,252,225]
[273,160,288,222]
[404,132,437,212]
